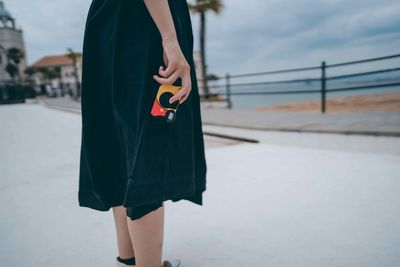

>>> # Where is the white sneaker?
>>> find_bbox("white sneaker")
[162,259,182,267]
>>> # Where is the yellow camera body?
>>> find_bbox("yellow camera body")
[151,84,181,123]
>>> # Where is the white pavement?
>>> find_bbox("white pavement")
[1,103,400,267]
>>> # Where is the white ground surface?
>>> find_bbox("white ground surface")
[1,103,400,267]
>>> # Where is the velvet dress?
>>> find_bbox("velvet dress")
[78,0,207,220]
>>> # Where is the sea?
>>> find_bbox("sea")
[206,66,400,110]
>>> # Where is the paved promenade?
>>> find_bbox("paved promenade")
[1,102,400,267]
[37,97,239,148]
[40,97,400,137]
[202,109,400,137]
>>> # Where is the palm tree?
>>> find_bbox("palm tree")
[188,0,223,99]
[6,47,24,84]
[67,48,81,99]
[24,66,37,77]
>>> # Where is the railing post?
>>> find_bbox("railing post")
[225,73,232,109]
[321,61,326,113]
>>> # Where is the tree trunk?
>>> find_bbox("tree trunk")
[199,11,209,99]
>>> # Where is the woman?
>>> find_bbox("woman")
[78,0,207,266]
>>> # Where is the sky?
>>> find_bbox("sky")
[5,0,400,78]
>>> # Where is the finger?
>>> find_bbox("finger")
[179,92,189,104]
[159,62,176,77]
[153,70,180,85]
[179,83,191,104]
[180,70,192,95]
[169,73,191,104]
[180,74,192,104]
[159,65,164,75]
[158,65,172,77]
[160,67,181,80]
[169,88,187,104]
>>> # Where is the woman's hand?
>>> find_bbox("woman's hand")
[143,0,192,105]
[152,38,192,105]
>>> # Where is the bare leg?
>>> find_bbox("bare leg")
[127,204,165,267]
[112,206,135,259]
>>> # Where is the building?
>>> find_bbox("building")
[0,1,27,83]
[30,50,201,98]
[31,51,203,96]
[31,53,82,97]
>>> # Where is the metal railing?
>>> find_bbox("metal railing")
[200,53,400,112]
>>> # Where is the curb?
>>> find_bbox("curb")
[203,122,400,138]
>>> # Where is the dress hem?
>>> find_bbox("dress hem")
[78,186,206,213]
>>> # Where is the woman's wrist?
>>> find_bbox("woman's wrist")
[161,32,178,45]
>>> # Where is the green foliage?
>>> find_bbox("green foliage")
[37,66,61,81]
[24,66,37,76]
[7,47,24,64]
[5,47,24,82]
[5,63,18,78]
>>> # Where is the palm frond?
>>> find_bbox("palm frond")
[188,0,223,14]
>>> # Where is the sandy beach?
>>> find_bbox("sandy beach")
[252,91,400,112]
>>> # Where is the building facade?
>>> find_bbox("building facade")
[31,53,82,97]
[0,1,27,83]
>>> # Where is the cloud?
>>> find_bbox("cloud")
[5,0,400,77]
[192,0,400,76]
[6,0,90,63]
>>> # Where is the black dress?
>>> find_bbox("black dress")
[78,0,207,220]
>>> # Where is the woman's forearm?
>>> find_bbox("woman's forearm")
[145,0,192,104]
[143,0,177,43]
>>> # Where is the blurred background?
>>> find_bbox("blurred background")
[1,0,400,111]
[1,0,400,266]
